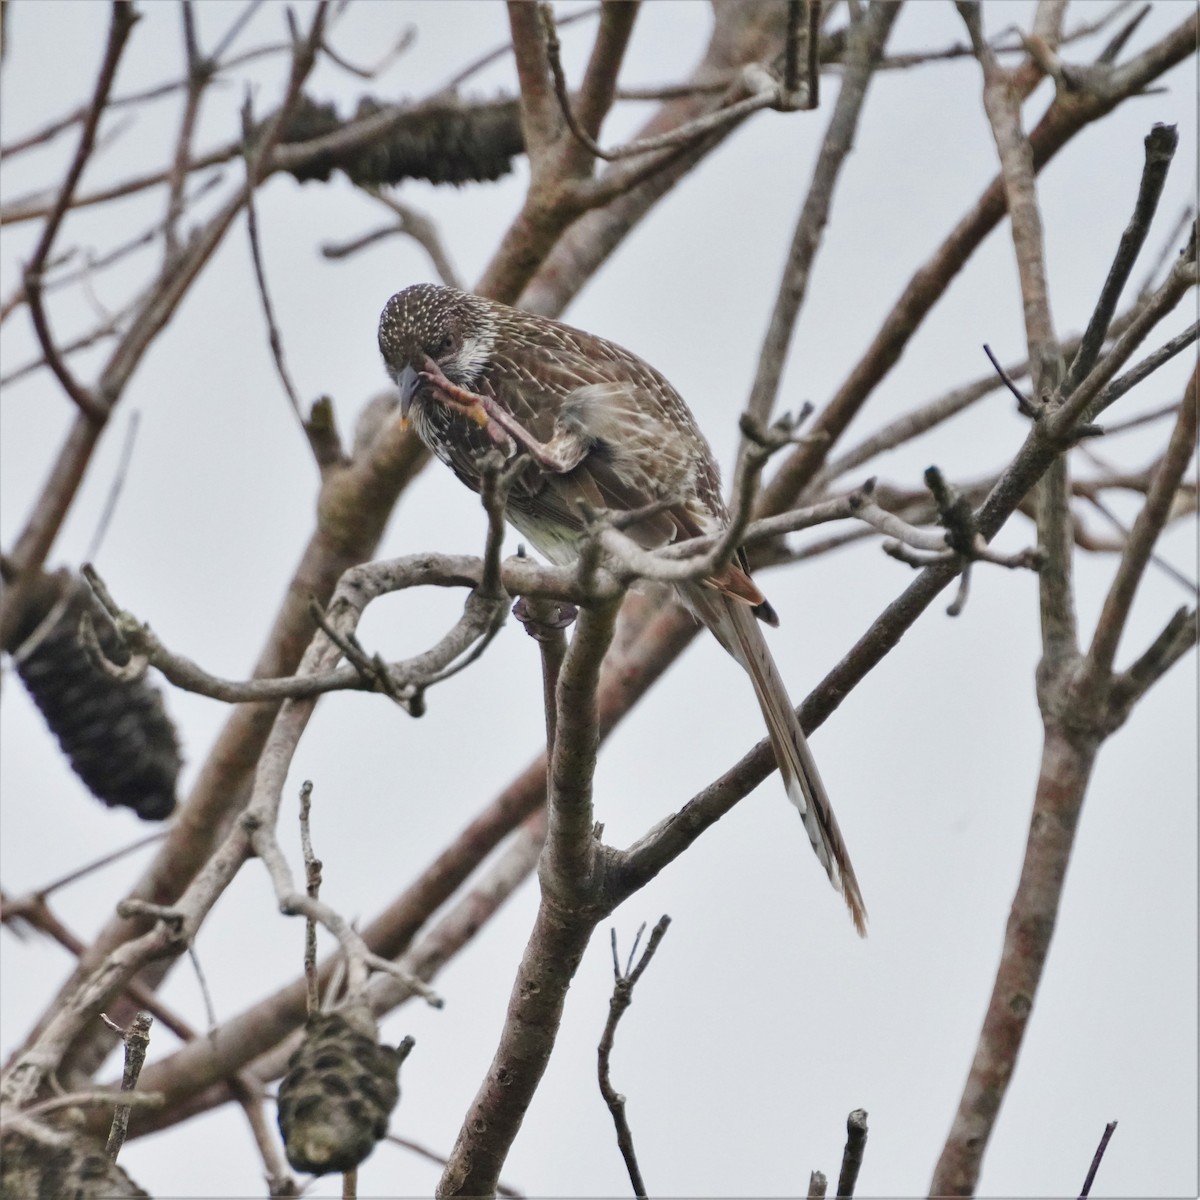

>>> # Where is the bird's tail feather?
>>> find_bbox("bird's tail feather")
[684,584,867,936]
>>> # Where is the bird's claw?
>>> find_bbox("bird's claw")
[419,358,512,446]
[418,356,584,469]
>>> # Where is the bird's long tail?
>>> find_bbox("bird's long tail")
[684,584,867,936]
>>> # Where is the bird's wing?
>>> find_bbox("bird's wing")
[484,334,725,555]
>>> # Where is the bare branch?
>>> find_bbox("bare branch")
[1083,369,1199,683]
[564,0,642,166]
[1079,1120,1119,1198]
[25,2,137,282]
[1114,606,1198,706]
[982,343,1038,416]
[1062,124,1180,396]
[759,10,1198,514]
[508,1,561,167]
[1094,320,1198,412]
[240,95,304,423]
[0,831,164,914]
[437,4,599,95]
[324,190,464,289]
[740,0,899,471]
[103,1011,153,1160]
[541,599,620,898]
[597,916,672,1199]
[299,782,322,1017]
[163,1,207,262]
[836,1108,868,1198]
[319,23,415,80]
[1137,203,1194,296]
[247,808,443,1009]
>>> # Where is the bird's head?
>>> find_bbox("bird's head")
[378,284,494,416]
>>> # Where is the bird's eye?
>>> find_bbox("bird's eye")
[434,333,457,357]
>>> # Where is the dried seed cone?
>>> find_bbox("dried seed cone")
[13,571,181,821]
[0,1128,151,1199]
[276,1011,410,1176]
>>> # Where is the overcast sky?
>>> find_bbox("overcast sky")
[1,2,1196,1197]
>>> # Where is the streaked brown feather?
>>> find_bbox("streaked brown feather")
[378,283,866,932]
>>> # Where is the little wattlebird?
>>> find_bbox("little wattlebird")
[378,283,866,934]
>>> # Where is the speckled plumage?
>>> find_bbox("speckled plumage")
[378,284,866,933]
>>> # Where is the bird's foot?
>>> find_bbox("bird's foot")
[420,357,587,472]
[418,358,512,449]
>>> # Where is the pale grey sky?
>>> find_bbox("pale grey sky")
[1,2,1196,1196]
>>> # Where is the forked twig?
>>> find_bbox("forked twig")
[100,1010,153,1161]
[598,916,672,1199]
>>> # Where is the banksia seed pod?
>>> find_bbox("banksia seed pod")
[277,1008,413,1176]
[0,1128,151,1199]
[12,570,181,820]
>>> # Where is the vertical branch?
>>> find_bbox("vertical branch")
[163,0,206,262]
[437,897,596,1199]
[958,0,1059,380]
[299,781,322,1016]
[568,0,641,149]
[836,1108,868,1197]
[740,0,898,470]
[16,2,137,434]
[960,0,1076,661]
[507,1,561,170]
[541,599,620,898]
[929,729,1100,1195]
[439,596,620,1197]
[102,1010,153,1160]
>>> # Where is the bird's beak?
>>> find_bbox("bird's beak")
[398,364,421,418]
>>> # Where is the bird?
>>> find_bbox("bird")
[378,283,866,934]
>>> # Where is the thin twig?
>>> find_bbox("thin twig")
[597,915,671,1198]
[240,94,303,421]
[227,1072,298,1198]
[1083,370,1199,683]
[384,1132,525,1197]
[1114,605,1198,704]
[186,944,218,1036]
[1062,124,1180,396]
[983,343,1038,416]
[164,1,207,262]
[102,1010,153,1160]
[436,4,600,95]
[85,410,141,562]
[320,24,415,79]
[1,830,165,912]
[740,0,898,478]
[1078,489,1197,596]
[1078,1120,1118,1199]
[1093,320,1198,413]
[328,190,464,289]
[21,2,137,421]
[1137,203,1194,296]
[541,0,777,164]
[299,780,322,1016]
